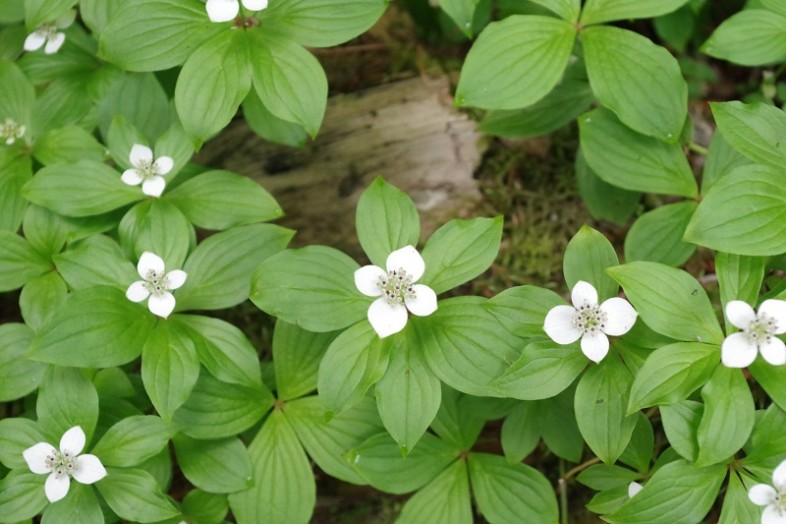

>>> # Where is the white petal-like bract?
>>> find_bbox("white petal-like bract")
[166,270,188,290]
[386,245,425,282]
[354,265,386,297]
[761,299,786,335]
[121,169,143,186]
[600,297,637,336]
[242,0,269,10]
[72,455,107,484]
[580,330,609,363]
[154,156,174,175]
[773,460,786,491]
[126,281,150,302]
[721,332,757,368]
[129,144,154,166]
[628,482,643,498]
[725,300,756,330]
[760,337,786,366]
[367,297,408,338]
[141,176,166,197]
[543,305,582,344]
[23,31,46,51]
[60,426,86,456]
[749,483,777,506]
[23,442,55,474]
[45,473,70,502]
[206,0,240,21]
[571,280,598,307]
[405,284,437,316]
[137,252,165,277]
[44,32,65,54]
[148,292,176,318]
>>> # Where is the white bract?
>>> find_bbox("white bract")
[543,280,637,363]
[628,482,643,498]
[121,144,174,198]
[354,245,437,338]
[206,0,268,22]
[749,459,786,523]
[0,118,26,145]
[126,252,187,318]
[23,426,106,503]
[722,300,786,368]
[23,10,76,55]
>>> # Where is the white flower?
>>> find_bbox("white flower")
[543,280,637,363]
[354,246,437,338]
[206,0,268,22]
[22,426,107,503]
[0,118,26,145]
[120,144,174,198]
[23,10,76,55]
[126,252,187,318]
[749,459,786,523]
[628,481,643,498]
[722,300,786,368]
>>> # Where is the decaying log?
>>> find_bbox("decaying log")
[196,75,483,258]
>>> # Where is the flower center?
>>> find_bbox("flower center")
[45,449,78,479]
[135,159,157,180]
[775,492,786,515]
[0,118,26,145]
[573,303,607,335]
[377,268,416,306]
[744,313,777,346]
[144,269,168,296]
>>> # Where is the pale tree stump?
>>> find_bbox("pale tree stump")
[196,75,484,259]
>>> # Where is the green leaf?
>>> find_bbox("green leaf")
[91,416,172,468]
[79,0,119,34]
[746,403,786,461]
[618,413,654,472]
[455,15,576,110]
[355,177,420,268]
[716,253,765,319]
[54,234,137,291]
[607,261,723,344]
[421,216,502,295]
[695,366,754,467]
[500,401,540,463]
[582,26,687,141]
[36,366,99,444]
[654,6,695,53]
[627,342,718,413]
[97,467,180,523]
[702,10,786,66]
[479,59,594,138]
[182,489,228,524]
[0,153,32,232]
[251,246,367,332]
[141,321,200,422]
[0,57,34,128]
[468,453,559,524]
[229,410,315,524]
[575,150,641,226]
[719,471,761,524]
[579,107,696,197]
[563,224,619,300]
[173,435,253,493]
[22,204,69,257]
[375,336,442,453]
[273,322,336,401]
[580,0,690,25]
[577,464,642,491]
[100,0,221,71]
[528,0,579,21]
[701,131,750,196]
[318,321,391,415]
[32,125,106,166]
[41,481,103,524]
[441,0,481,37]
[660,400,702,462]
[176,223,294,311]
[540,391,584,462]
[23,160,141,217]
[20,271,68,331]
[0,417,46,469]
[0,323,44,401]
[484,285,563,338]
[430,386,486,450]
[0,231,51,292]
[24,0,76,27]
[174,372,273,440]
[710,101,786,170]
[29,286,157,367]
[249,30,327,137]
[685,164,786,256]
[242,88,309,147]
[415,297,521,397]
[0,470,48,523]
[491,341,587,400]
[605,460,726,524]
[176,30,251,143]
[259,0,387,48]
[119,199,195,269]
[0,1,24,25]
[166,170,283,230]
[574,356,637,464]
[99,73,170,143]
[348,431,459,494]
[625,202,697,266]
[176,314,263,390]
[286,396,383,484]
[396,459,472,524]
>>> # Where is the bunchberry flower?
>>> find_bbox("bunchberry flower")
[749,459,786,523]
[206,0,268,22]
[0,118,26,145]
[126,252,187,318]
[23,426,106,503]
[722,299,786,368]
[354,245,437,338]
[120,144,174,198]
[543,280,637,363]
[23,10,76,55]
[628,482,643,498]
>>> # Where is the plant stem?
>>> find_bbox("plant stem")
[688,142,709,156]
[559,461,569,524]
[562,457,601,481]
